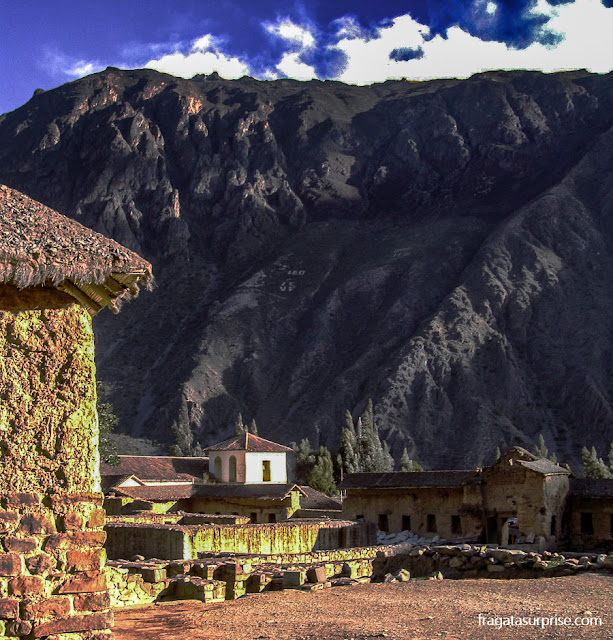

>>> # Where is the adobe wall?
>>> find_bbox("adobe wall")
[566,496,613,550]
[482,466,569,544]
[105,520,376,560]
[341,487,482,539]
[0,306,112,639]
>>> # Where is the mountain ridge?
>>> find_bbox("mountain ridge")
[1,67,613,468]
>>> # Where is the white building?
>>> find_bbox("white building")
[206,433,291,484]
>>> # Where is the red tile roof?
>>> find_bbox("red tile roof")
[205,432,291,453]
[100,456,209,482]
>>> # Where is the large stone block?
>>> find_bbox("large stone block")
[18,513,56,535]
[3,536,38,554]
[45,532,106,551]
[9,575,45,596]
[33,611,114,637]
[61,511,86,531]
[87,509,106,529]
[0,511,19,533]
[26,552,57,576]
[51,493,105,509]
[0,597,18,618]
[58,572,107,594]
[8,620,32,636]
[5,492,42,509]
[0,553,22,576]
[21,596,72,619]
[73,592,111,612]
[66,548,106,572]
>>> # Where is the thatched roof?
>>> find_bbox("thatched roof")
[0,185,152,314]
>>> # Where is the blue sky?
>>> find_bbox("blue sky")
[2,0,613,115]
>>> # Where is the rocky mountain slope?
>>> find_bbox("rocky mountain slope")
[1,67,613,468]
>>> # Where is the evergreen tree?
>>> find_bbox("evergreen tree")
[248,418,258,436]
[581,445,612,478]
[609,441,613,471]
[380,440,395,472]
[400,448,423,472]
[531,433,558,462]
[309,446,337,495]
[494,446,501,461]
[293,438,315,485]
[357,400,379,472]
[97,381,119,466]
[169,398,203,457]
[338,410,360,477]
[234,413,246,435]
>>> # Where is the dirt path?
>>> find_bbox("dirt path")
[113,573,612,640]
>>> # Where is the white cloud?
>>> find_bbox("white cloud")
[265,18,316,48]
[334,0,613,84]
[263,18,317,80]
[44,49,104,78]
[145,34,251,79]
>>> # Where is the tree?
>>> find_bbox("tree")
[234,413,246,435]
[531,433,557,463]
[356,399,394,472]
[338,410,359,478]
[169,398,203,457]
[97,381,119,466]
[293,438,315,485]
[248,419,258,435]
[494,446,501,461]
[309,446,337,495]
[400,448,423,472]
[581,445,612,479]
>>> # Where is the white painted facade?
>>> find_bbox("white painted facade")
[208,450,287,484]
[244,451,287,484]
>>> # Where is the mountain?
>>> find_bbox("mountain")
[1,67,613,469]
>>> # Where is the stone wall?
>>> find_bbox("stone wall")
[105,520,376,560]
[105,546,380,607]
[0,306,112,639]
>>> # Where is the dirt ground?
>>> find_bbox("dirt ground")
[113,573,612,640]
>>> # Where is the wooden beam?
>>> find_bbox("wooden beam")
[57,280,102,314]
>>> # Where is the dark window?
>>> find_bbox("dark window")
[229,455,237,482]
[550,515,557,537]
[356,514,364,521]
[402,515,411,532]
[262,460,271,482]
[451,515,462,535]
[580,512,594,535]
[427,514,437,533]
[378,514,389,533]
[268,513,277,523]
[250,512,258,523]
[213,456,222,479]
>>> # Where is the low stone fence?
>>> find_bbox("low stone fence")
[371,542,613,581]
[105,519,376,560]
